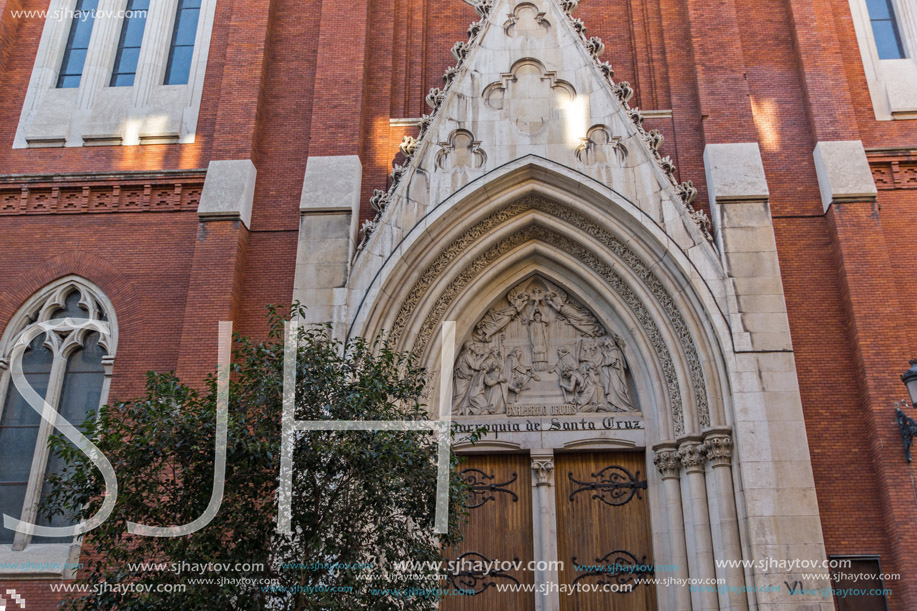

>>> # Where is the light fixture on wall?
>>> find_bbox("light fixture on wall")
[897,360,917,462]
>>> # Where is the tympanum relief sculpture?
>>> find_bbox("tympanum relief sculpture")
[453,276,639,417]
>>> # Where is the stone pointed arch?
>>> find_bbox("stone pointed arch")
[348,158,731,441]
[292,0,833,603]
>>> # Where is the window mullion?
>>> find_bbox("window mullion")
[891,0,916,58]
[0,362,10,425]
[75,0,127,109]
[130,0,179,108]
[11,352,68,551]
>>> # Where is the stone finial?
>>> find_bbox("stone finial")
[598,61,614,81]
[703,431,734,468]
[561,0,579,14]
[653,448,682,480]
[615,81,634,103]
[443,66,459,86]
[426,87,445,110]
[399,136,419,158]
[585,36,605,59]
[678,440,707,474]
[647,129,664,154]
[369,189,389,214]
[677,180,697,206]
[451,41,469,63]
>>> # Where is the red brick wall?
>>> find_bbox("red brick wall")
[2,0,917,606]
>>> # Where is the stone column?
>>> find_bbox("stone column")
[679,438,717,610]
[653,443,692,611]
[703,429,747,610]
[530,449,560,611]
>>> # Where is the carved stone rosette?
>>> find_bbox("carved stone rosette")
[653,445,682,480]
[677,439,707,474]
[703,429,734,468]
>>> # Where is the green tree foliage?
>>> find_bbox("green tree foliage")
[42,307,470,610]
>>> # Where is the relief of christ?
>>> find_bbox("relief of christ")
[526,309,549,371]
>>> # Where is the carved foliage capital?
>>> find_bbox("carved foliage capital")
[703,432,733,468]
[677,441,707,474]
[531,457,555,487]
[653,448,681,480]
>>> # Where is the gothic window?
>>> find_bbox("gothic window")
[867,0,906,58]
[850,0,917,119]
[0,278,116,551]
[15,0,218,147]
[57,0,98,88]
[164,0,202,85]
[110,0,150,87]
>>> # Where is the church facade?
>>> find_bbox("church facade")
[0,0,915,609]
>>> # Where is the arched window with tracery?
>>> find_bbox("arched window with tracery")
[0,277,117,555]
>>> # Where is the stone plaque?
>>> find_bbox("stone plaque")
[453,276,639,417]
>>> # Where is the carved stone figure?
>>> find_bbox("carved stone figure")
[576,361,606,411]
[546,290,604,337]
[601,336,637,412]
[451,275,642,417]
[505,348,540,403]
[526,310,549,371]
[453,341,486,414]
[553,346,581,402]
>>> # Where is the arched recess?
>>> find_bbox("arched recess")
[348,158,760,607]
[349,158,735,439]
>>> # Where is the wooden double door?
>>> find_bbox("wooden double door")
[442,452,655,611]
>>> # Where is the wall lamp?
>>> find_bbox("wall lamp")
[898,360,917,462]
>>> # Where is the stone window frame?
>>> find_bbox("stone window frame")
[13,0,218,148]
[0,277,117,579]
[848,0,917,119]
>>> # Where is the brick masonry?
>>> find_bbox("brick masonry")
[1,0,916,607]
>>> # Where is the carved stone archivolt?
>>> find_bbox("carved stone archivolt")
[504,2,550,38]
[390,195,710,434]
[452,276,639,416]
[436,129,487,171]
[483,59,576,136]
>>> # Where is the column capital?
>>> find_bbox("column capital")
[702,428,734,468]
[530,450,555,487]
[677,437,707,474]
[653,443,682,480]
[813,140,877,213]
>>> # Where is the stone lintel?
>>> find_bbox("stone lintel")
[813,140,878,213]
[197,159,257,229]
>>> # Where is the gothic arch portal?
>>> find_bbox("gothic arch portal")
[292,0,833,606]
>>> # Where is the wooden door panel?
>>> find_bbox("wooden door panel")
[556,452,657,611]
[441,454,535,611]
